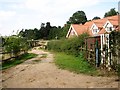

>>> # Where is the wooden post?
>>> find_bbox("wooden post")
[101,34,103,64]
[107,34,111,71]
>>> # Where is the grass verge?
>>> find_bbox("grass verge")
[2,53,38,70]
[54,52,97,76]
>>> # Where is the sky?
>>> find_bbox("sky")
[0,0,119,36]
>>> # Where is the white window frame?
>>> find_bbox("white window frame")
[103,21,114,33]
[91,23,99,34]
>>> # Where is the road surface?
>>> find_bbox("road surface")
[2,48,118,88]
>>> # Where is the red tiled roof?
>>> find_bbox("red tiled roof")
[68,15,119,37]
[84,21,93,28]
[93,18,107,28]
[109,20,118,26]
[99,28,106,34]
[72,24,89,35]
[106,15,118,26]
[106,15,118,20]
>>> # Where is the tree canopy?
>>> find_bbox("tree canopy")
[104,8,118,17]
[92,16,101,20]
[18,28,40,40]
[67,11,87,24]
[18,22,68,40]
[3,36,29,56]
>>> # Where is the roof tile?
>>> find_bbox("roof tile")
[70,15,119,37]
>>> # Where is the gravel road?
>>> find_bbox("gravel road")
[2,48,118,88]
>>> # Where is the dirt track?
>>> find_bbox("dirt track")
[2,48,118,88]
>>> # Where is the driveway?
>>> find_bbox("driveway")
[2,48,118,88]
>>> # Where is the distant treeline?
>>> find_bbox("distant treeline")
[18,8,117,40]
[18,22,70,40]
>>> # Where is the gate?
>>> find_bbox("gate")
[85,36,101,67]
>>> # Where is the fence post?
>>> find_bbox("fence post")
[100,34,103,64]
[107,34,111,71]
[95,40,99,67]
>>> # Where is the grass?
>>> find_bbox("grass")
[1,53,38,70]
[54,52,97,75]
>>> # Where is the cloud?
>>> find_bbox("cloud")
[0,10,16,21]
[24,0,102,24]
[0,10,16,36]
[98,0,119,2]
[25,0,101,12]
[0,24,1,27]
[0,0,118,36]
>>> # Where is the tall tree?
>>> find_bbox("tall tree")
[104,8,118,17]
[40,23,45,28]
[92,16,101,20]
[39,23,45,39]
[39,22,52,39]
[33,28,40,40]
[45,22,51,37]
[67,11,87,24]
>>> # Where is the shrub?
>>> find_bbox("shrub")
[4,36,29,56]
[47,33,89,56]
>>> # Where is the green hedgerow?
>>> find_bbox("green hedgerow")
[47,33,89,56]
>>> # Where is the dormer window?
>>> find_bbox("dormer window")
[105,23,109,28]
[93,29,98,33]
[107,27,112,32]
[104,21,114,33]
[92,29,99,34]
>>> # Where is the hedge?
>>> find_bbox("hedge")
[47,33,89,56]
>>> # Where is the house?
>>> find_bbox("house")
[99,15,118,34]
[66,15,119,69]
[66,24,89,38]
[66,15,119,38]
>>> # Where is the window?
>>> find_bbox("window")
[105,23,109,28]
[71,30,75,35]
[93,29,99,34]
[93,29,98,33]
[107,27,112,32]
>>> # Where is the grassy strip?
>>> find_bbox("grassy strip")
[2,53,38,70]
[54,52,97,75]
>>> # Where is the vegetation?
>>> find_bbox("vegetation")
[2,36,29,57]
[19,28,40,40]
[18,22,69,40]
[47,33,89,56]
[67,11,87,24]
[92,16,101,20]
[110,31,120,71]
[47,33,98,75]
[39,22,51,39]
[54,52,97,75]
[2,53,38,70]
[104,8,118,17]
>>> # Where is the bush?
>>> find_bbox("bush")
[47,33,89,56]
[3,36,29,56]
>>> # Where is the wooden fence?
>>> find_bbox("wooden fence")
[0,50,26,63]
[84,35,119,71]
[84,36,101,67]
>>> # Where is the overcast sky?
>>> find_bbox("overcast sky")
[0,0,119,36]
